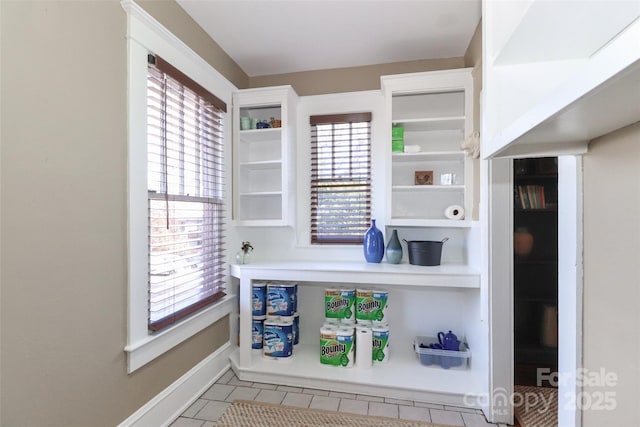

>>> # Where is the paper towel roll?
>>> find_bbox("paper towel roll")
[355,325,372,368]
[444,205,465,220]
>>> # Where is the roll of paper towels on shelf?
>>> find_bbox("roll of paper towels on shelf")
[444,205,465,220]
[355,325,372,368]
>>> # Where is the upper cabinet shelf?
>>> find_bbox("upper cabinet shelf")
[232,86,298,227]
[393,117,466,132]
[483,1,640,158]
[392,151,464,162]
[382,69,475,227]
[238,127,282,142]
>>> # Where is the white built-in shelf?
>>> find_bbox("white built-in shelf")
[383,70,474,227]
[231,261,479,288]
[392,116,465,132]
[233,86,297,226]
[229,344,482,404]
[388,218,472,228]
[392,185,464,192]
[239,160,282,169]
[231,260,481,406]
[239,191,282,197]
[392,151,464,162]
[239,127,282,142]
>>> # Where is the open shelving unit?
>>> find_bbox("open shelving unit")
[230,261,483,406]
[382,69,474,228]
[232,86,298,226]
[229,343,481,404]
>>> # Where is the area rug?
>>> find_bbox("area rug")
[514,385,558,427]
[216,400,443,427]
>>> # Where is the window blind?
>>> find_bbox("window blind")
[147,55,226,332]
[310,112,372,244]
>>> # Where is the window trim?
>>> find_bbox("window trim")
[294,91,386,250]
[122,0,236,373]
[310,112,372,244]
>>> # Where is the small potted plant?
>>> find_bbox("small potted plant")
[236,241,253,264]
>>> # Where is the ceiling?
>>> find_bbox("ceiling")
[176,0,481,77]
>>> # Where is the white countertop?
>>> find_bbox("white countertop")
[230,261,480,288]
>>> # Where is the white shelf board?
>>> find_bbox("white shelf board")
[485,13,640,158]
[392,185,464,191]
[234,218,287,227]
[239,191,282,197]
[392,151,464,162]
[229,344,482,404]
[388,218,472,228]
[393,117,465,132]
[231,261,479,288]
[239,127,281,143]
[239,160,282,170]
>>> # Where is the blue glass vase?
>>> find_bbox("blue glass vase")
[363,219,384,263]
[385,229,403,264]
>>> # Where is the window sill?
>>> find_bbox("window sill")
[124,294,235,373]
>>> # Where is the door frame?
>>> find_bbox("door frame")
[557,156,583,427]
[486,156,583,426]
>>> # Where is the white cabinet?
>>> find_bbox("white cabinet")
[482,0,640,158]
[382,69,475,227]
[233,86,298,226]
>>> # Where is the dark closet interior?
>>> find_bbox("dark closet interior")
[513,157,558,387]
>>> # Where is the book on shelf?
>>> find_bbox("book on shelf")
[515,185,546,209]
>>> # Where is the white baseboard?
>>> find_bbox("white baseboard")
[118,342,233,427]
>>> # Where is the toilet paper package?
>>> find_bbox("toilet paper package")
[372,322,390,364]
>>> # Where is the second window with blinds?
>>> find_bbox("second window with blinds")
[310,113,372,244]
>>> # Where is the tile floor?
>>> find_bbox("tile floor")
[171,369,510,427]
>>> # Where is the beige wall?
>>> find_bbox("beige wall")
[250,57,465,96]
[137,0,249,89]
[582,122,640,426]
[464,20,482,71]
[0,1,237,425]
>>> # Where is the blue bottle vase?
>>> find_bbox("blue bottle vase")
[363,219,384,263]
[386,229,403,264]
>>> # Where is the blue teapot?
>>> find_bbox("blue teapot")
[437,330,460,351]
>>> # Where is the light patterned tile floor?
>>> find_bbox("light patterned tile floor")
[170,369,502,426]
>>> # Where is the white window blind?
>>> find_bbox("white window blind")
[147,55,226,332]
[310,113,372,244]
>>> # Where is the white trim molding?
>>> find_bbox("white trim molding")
[484,157,514,424]
[557,155,584,427]
[118,343,234,427]
[125,296,235,372]
[121,0,237,372]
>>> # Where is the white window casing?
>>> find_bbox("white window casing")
[121,0,236,373]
